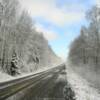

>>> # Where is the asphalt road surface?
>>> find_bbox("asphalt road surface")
[6,65,76,100]
[18,69,67,100]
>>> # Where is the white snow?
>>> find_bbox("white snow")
[0,72,14,82]
[66,66,100,100]
[0,63,63,83]
[15,63,63,78]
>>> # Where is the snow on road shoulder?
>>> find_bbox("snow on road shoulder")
[0,72,14,82]
[66,66,100,100]
[0,63,63,83]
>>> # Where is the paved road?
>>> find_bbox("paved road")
[17,69,67,100]
[0,64,65,100]
[2,64,76,100]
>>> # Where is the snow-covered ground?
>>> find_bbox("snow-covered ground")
[66,66,100,100]
[0,63,63,83]
[0,72,14,82]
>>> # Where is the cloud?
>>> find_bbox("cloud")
[35,23,59,41]
[19,0,85,27]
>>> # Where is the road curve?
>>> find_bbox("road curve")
[0,63,66,100]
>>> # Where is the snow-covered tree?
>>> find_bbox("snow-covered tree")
[0,0,60,75]
[69,6,100,71]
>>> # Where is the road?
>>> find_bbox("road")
[18,69,67,100]
[0,64,75,100]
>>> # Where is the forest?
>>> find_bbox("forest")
[69,6,100,88]
[0,0,60,76]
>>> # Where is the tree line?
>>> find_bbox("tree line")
[69,6,100,72]
[0,0,60,75]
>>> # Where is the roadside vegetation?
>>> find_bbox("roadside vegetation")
[0,0,60,76]
[68,6,100,88]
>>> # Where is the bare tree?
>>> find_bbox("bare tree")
[69,6,100,71]
[0,0,60,75]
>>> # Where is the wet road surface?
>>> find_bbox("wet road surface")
[20,70,67,100]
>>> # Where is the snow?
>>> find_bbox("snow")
[0,72,14,82]
[66,66,100,100]
[15,63,62,76]
[0,63,63,83]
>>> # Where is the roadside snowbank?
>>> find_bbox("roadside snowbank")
[0,72,14,82]
[66,66,100,100]
[0,63,63,83]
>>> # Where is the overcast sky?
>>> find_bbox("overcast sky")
[19,0,98,60]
